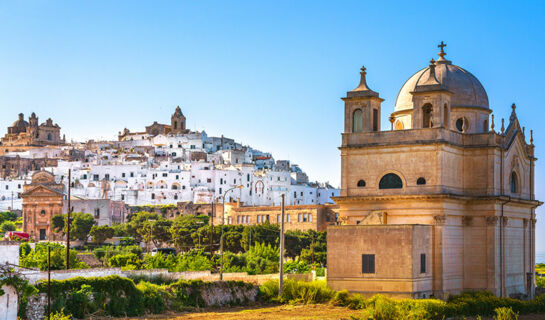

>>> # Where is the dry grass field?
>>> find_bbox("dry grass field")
[96,304,545,320]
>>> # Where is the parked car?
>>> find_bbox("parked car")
[151,247,176,256]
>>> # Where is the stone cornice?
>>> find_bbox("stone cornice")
[332,194,542,207]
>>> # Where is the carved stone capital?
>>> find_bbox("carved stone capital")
[531,218,537,227]
[434,215,447,226]
[501,216,509,225]
[462,216,473,226]
[486,216,498,226]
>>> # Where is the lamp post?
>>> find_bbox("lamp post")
[219,185,243,280]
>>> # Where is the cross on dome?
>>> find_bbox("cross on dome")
[437,41,448,60]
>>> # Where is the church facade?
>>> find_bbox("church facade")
[327,43,541,299]
[21,171,64,241]
[1,113,64,154]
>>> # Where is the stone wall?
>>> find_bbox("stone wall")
[20,267,279,285]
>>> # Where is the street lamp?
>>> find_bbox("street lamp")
[218,185,243,280]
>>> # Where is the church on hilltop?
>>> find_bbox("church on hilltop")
[118,106,188,140]
[0,112,65,153]
[327,43,541,299]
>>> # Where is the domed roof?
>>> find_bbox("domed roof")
[12,113,28,128]
[394,46,488,112]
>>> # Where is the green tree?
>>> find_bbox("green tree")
[51,214,65,234]
[142,218,173,247]
[0,220,16,232]
[170,215,209,251]
[0,211,18,221]
[241,223,279,250]
[70,212,96,242]
[90,225,115,245]
[127,211,163,243]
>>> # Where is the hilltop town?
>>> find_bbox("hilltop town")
[0,106,339,241]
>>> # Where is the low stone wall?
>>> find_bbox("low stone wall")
[20,267,279,285]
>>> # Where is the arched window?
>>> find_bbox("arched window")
[172,184,178,190]
[353,109,363,133]
[394,120,404,130]
[510,171,518,193]
[40,210,46,216]
[47,133,52,141]
[443,104,448,129]
[379,173,403,189]
[483,120,489,132]
[357,180,366,187]
[422,104,433,128]
[417,177,426,185]
[173,121,178,130]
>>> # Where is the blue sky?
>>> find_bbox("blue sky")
[1,1,545,251]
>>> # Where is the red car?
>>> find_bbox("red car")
[5,231,30,241]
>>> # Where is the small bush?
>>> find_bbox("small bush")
[260,279,334,304]
[494,307,518,320]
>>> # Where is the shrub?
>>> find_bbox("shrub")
[0,220,16,232]
[49,309,72,320]
[136,281,170,314]
[494,307,519,320]
[108,252,143,269]
[36,275,144,317]
[259,279,334,304]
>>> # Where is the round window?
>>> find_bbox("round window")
[455,118,467,132]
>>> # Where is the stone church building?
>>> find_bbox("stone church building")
[21,171,64,241]
[0,112,64,154]
[327,43,541,299]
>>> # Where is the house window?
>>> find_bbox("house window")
[40,210,46,216]
[308,214,312,222]
[420,254,426,273]
[219,188,222,194]
[122,173,126,178]
[357,180,366,187]
[510,171,518,193]
[298,213,302,222]
[207,178,212,183]
[130,172,134,177]
[94,208,100,218]
[353,109,363,133]
[287,215,291,222]
[121,195,125,201]
[417,177,426,185]
[362,254,375,274]
[379,173,402,189]
[151,193,155,200]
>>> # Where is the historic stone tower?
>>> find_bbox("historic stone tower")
[171,106,187,134]
[327,42,541,300]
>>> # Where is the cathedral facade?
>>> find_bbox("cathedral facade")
[1,113,64,153]
[327,43,541,299]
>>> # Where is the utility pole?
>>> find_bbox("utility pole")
[210,200,214,269]
[220,185,242,281]
[279,194,285,297]
[66,169,71,269]
[48,245,51,320]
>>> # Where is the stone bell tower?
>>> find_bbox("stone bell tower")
[342,66,383,134]
[171,106,187,134]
